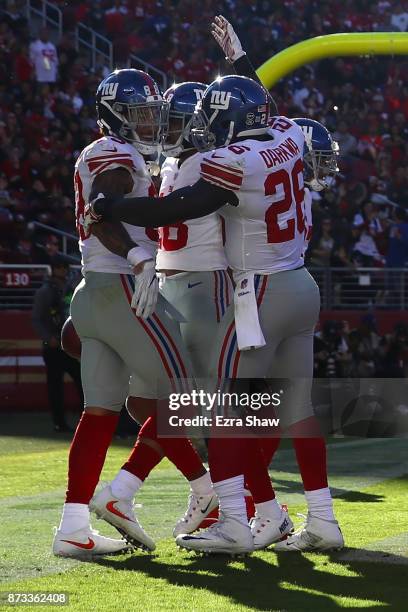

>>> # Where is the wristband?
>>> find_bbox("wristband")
[229,50,246,63]
[126,246,153,267]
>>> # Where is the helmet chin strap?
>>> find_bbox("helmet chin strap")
[97,118,112,134]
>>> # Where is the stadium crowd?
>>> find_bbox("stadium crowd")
[315,316,408,377]
[1,1,407,378]
[0,0,407,270]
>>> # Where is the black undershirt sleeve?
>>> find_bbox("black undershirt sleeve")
[233,54,279,116]
[93,178,238,228]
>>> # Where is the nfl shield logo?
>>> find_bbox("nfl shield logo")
[241,279,248,289]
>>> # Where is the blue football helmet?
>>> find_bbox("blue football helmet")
[293,118,339,191]
[191,75,270,152]
[162,81,207,157]
[96,69,167,155]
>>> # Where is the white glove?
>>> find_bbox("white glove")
[131,259,159,319]
[83,192,104,234]
[211,15,246,63]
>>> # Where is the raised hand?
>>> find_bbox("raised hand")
[211,14,246,63]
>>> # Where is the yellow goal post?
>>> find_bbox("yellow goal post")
[256,32,408,89]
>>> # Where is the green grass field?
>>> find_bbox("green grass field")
[0,413,407,611]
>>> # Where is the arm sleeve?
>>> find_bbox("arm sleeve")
[233,54,279,116]
[95,179,238,228]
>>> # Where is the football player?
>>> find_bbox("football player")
[85,74,339,554]
[211,15,344,553]
[158,80,290,545]
[121,78,285,544]
[158,81,232,379]
[53,69,213,558]
[94,81,250,541]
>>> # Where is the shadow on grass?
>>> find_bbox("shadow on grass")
[93,546,407,610]
[332,489,385,503]
[0,411,136,448]
[272,476,385,503]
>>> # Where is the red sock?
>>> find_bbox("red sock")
[244,438,275,503]
[122,416,162,481]
[260,437,281,466]
[208,437,246,482]
[122,413,204,481]
[66,412,119,504]
[292,437,328,491]
[153,413,204,480]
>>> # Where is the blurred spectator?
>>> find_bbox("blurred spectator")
[333,121,357,157]
[293,78,324,112]
[357,124,383,161]
[386,208,408,267]
[32,255,82,431]
[390,3,408,31]
[45,233,60,256]
[29,28,58,83]
[105,0,128,35]
[0,172,14,209]
[348,315,381,376]
[309,218,335,266]
[379,322,408,377]
[352,218,385,266]
[314,320,351,377]
[15,233,35,263]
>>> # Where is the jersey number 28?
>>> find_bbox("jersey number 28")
[264,159,305,243]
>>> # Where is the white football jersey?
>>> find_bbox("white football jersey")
[74,135,158,274]
[200,116,306,274]
[156,153,227,271]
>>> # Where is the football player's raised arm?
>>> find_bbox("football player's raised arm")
[233,55,279,116]
[211,14,279,115]
[89,167,139,258]
[92,179,238,228]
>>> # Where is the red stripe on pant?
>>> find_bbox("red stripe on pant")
[213,271,220,322]
[217,320,235,379]
[120,275,176,388]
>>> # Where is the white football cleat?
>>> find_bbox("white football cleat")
[53,525,131,559]
[90,485,155,551]
[274,514,344,552]
[250,506,294,550]
[175,514,254,555]
[173,492,219,537]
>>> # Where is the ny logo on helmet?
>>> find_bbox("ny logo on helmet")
[210,90,231,110]
[300,125,314,146]
[101,82,119,102]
